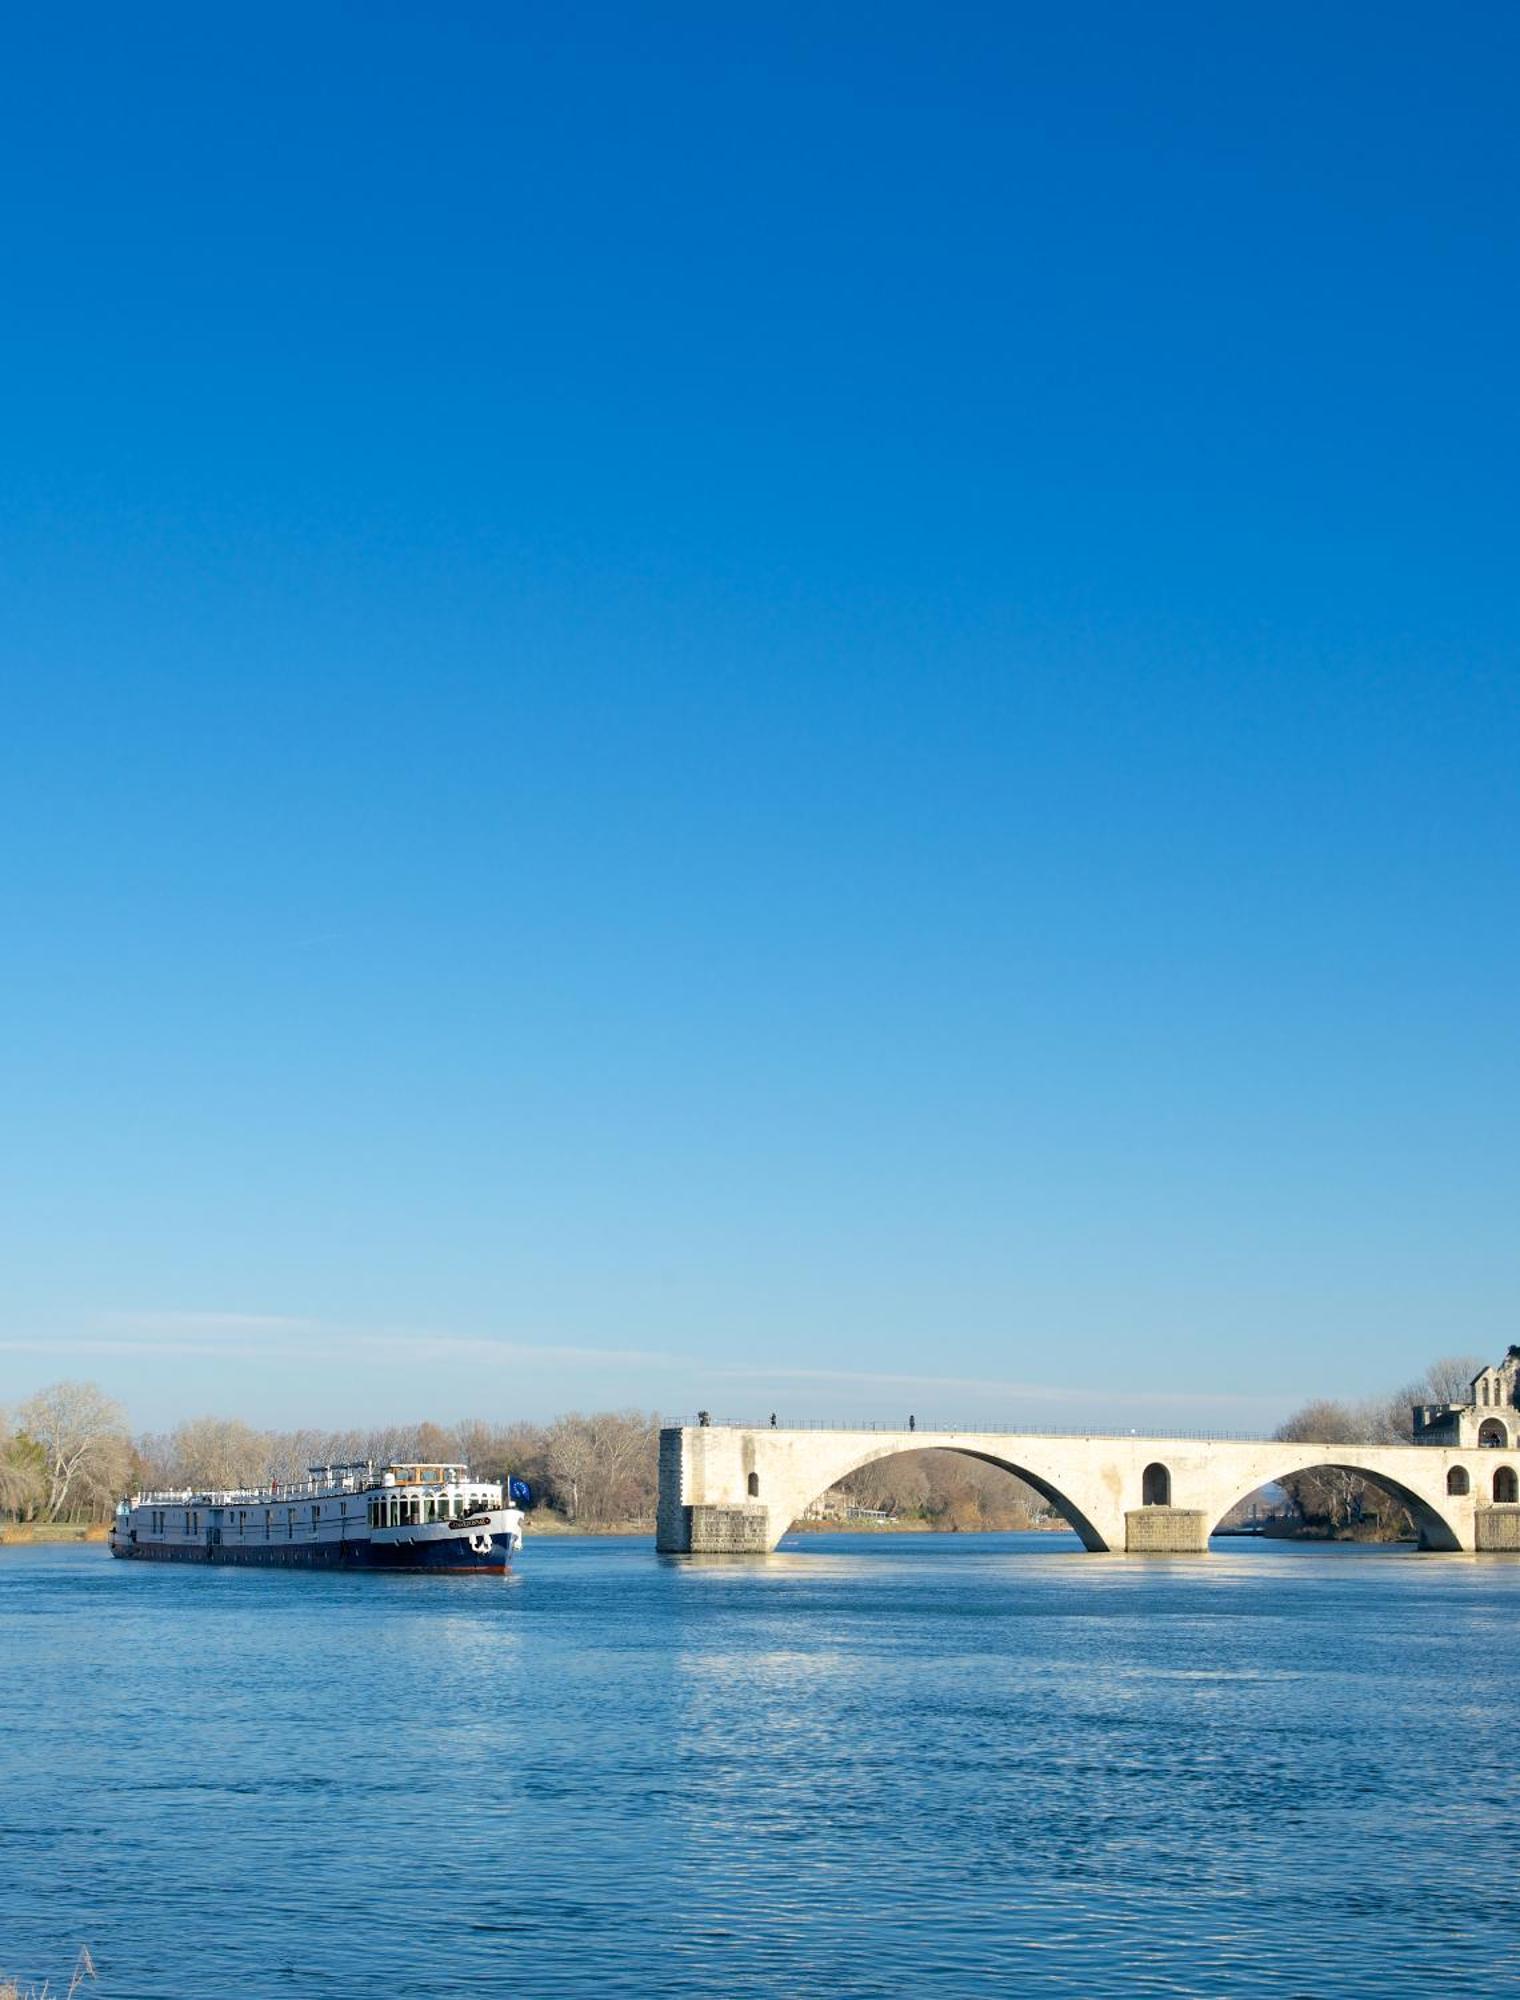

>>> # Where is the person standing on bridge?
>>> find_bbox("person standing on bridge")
[909,1414,916,1432]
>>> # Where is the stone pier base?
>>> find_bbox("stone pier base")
[1125,1507,1209,1554]
[1474,1506,1520,1552]
[684,1504,771,1554]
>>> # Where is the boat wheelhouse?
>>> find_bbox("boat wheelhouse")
[111,1459,527,1573]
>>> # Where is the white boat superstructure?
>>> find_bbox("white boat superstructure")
[110,1459,528,1573]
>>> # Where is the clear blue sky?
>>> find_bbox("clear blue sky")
[2,3,1515,1433]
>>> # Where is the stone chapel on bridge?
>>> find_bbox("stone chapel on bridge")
[1412,1346,1520,1450]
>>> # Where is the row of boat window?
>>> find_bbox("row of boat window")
[147,1494,491,1537]
[369,1495,486,1527]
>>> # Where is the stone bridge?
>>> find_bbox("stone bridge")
[656,1423,1520,1555]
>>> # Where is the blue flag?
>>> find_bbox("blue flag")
[507,1476,532,1507]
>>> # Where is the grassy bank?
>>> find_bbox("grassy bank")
[523,1513,653,1536]
[0,1523,110,1546]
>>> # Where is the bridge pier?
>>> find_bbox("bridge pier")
[1124,1507,1209,1554]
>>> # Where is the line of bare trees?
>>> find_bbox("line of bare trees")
[829,1451,1048,1529]
[0,1384,1051,1534]
[0,1384,664,1529]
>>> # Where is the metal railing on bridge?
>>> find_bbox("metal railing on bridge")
[670,1416,1279,1444]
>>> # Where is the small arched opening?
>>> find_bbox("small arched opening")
[1493,1466,1518,1505]
[746,1471,760,1498]
[1479,1419,1508,1449]
[1447,1466,1470,1497]
[1142,1462,1171,1506]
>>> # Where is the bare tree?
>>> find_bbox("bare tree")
[163,1418,270,1492]
[543,1411,659,1524]
[454,1419,551,1497]
[16,1381,130,1521]
[1271,1393,1428,1538]
[1422,1354,1487,1405]
[832,1449,1045,1529]
[0,1412,46,1521]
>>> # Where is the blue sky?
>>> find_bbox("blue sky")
[2,3,1516,1432]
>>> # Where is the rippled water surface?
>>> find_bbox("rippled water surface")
[3,1533,1515,1997]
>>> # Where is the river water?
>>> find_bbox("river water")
[2,1532,1514,1997]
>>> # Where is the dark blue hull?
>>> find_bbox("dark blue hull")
[112,1533,515,1574]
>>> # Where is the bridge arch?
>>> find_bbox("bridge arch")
[782,1441,1117,1553]
[1208,1451,1466,1552]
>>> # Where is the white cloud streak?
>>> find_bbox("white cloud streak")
[96,1311,318,1333]
[11,1319,1282,1416]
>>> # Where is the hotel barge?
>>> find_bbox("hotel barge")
[111,1459,528,1574]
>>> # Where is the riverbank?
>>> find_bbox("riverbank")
[1260,1518,1415,1545]
[522,1515,1067,1537]
[524,1513,653,1536]
[0,1523,110,1545]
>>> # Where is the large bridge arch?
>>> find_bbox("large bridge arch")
[660,1426,1133,1554]
[1206,1449,1466,1552]
[782,1440,1115,1552]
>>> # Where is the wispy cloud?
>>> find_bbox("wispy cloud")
[6,1322,1280,1417]
[97,1311,317,1334]
[713,1362,1280,1408]
[48,1315,683,1372]
[359,1332,680,1369]
[0,1337,243,1359]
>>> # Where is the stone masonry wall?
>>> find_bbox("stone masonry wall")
[1125,1507,1209,1554]
[1474,1505,1520,1552]
[655,1428,690,1552]
[687,1504,771,1553]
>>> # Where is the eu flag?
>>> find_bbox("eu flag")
[507,1477,532,1507]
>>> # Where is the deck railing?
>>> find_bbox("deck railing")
[673,1418,1283,1444]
